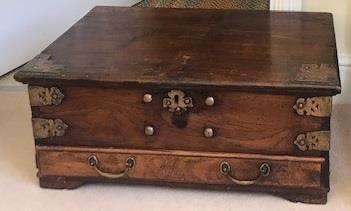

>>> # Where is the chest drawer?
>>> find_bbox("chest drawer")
[37,146,327,190]
[32,86,330,156]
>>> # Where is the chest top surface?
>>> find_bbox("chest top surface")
[15,6,340,95]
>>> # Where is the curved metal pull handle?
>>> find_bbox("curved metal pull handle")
[88,155,135,179]
[220,161,270,185]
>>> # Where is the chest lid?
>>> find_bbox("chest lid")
[14,6,341,95]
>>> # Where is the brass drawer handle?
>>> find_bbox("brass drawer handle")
[220,161,270,185]
[88,155,135,178]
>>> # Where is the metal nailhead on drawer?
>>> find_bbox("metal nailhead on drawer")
[204,127,215,138]
[205,96,215,106]
[143,93,152,103]
[144,125,155,136]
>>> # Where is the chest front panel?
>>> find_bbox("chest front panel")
[31,85,330,156]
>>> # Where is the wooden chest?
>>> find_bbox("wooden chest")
[14,7,341,204]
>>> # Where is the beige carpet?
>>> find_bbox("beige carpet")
[0,78,351,210]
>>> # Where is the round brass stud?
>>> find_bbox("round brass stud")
[205,97,215,106]
[143,94,152,103]
[204,127,214,138]
[299,138,306,146]
[175,107,182,112]
[88,155,98,167]
[297,102,304,109]
[144,126,155,136]
[220,161,231,175]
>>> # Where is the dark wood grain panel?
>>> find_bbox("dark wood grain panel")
[14,6,340,95]
[37,146,324,189]
[34,86,328,156]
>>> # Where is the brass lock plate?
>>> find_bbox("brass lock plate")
[163,90,193,114]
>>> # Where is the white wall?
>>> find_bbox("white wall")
[0,0,139,76]
[303,1,351,58]
[302,1,351,104]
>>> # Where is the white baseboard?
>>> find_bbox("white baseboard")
[270,0,302,11]
[334,54,351,104]
[339,54,351,67]
[0,71,26,91]
[334,65,350,105]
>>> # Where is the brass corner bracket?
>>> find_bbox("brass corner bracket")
[294,131,330,151]
[293,96,332,117]
[29,86,64,106]
[32,118,68,139]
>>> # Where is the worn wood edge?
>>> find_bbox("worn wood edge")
[13,76,341,96]
[13,59,341,94]
[321,152,330,190]
[93,5,333,16]
[35,146,325,163]
[39,176,84,189]
[279,191,327,204]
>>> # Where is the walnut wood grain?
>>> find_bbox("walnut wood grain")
[36,146,325,189]
[14,6,340,95]
[33,86,329,156]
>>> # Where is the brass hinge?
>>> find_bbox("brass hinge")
[29,85,64,106]
[294,131,330,151]
[293,96,332,117]
[32,118,68,139]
